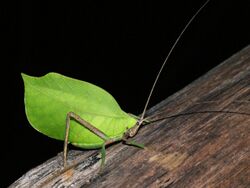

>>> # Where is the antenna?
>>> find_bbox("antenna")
[139,0,211,123]
[146,110,250,124]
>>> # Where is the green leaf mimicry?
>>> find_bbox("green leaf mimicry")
[22,73,137,149]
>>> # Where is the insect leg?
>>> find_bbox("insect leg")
[98,137,124,171]
[99,136,125,170]
[122,132,144,149]
[63,111,110,167]
[123,138,144,149]
[100,144,106,171]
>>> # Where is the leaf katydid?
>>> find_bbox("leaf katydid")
[22,72,145,168]
[22,0,248,171]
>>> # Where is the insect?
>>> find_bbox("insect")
[22,0,223,169]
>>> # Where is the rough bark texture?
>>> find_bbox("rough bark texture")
[10,45,250,188]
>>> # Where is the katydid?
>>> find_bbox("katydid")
[22,0,236,169]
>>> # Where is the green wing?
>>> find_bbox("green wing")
[22,73,137,148]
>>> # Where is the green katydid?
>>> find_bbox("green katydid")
[22,0,213,169]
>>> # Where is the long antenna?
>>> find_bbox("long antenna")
[139,0,211,122]
[146,110,250,123]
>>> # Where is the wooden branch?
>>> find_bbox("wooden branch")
[10,45,250,188]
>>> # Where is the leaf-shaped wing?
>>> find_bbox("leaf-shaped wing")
[22,73,137,148]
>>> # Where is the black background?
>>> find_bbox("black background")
[3,0,250,186]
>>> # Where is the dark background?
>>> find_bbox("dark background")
[3,0,250,186]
